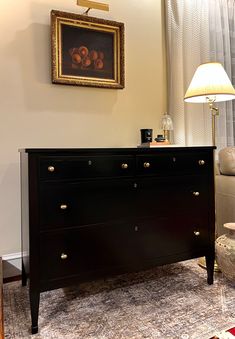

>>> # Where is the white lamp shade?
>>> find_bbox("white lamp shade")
[184,62,235,103]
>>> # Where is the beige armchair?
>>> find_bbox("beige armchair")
[215,147,235,236]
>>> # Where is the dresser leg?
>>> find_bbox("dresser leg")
[205,254,214,285]
[30,289,40,334]
[21,261,27,286]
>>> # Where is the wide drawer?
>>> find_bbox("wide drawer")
[136,151,211,176]
[39,179,136,230]
[40,223,140,281]
[39,213,211,282]
[39,175,209,230]
[39,155,135,180]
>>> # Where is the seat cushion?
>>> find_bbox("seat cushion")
[218,147,235,175]
[215,174,235,235]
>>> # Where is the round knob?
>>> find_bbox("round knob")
[143,162,150,168]
[198,160,205,166]
[61,253,68,260]
[194,231,200,236]
[193,191,200,196]
[121,163,128,169]
[134,226,139,232]
[48,166,55,172]
[60,204,68,210]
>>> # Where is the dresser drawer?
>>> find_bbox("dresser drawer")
[135,175,209,217]
[40,223,140,281]
[134,214,211,261]
[39,155,135,180]
[39,179,136,230]
[39,212,211,282]
[136,151,211,176]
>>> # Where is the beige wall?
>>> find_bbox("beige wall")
[0,0,166,255]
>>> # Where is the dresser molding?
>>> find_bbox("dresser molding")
[20,146,215,334]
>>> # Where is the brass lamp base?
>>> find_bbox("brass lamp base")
[198,256,220,272]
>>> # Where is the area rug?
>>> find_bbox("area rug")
[3,259,235,339]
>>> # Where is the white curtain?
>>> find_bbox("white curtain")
[165,0,235,149]
[209,0,235,149]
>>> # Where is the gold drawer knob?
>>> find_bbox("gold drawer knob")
[61,253,68,260]
[198,160,205,166]
[143,162,150,168]
[194,231,200,236]
[48,166,55,172]
[121,163,128,169]
[60,204,68,210]
[193,191,200,196]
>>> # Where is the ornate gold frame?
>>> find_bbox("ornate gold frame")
[51,10,125,89]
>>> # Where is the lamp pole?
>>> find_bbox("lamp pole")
[208,98,219,147]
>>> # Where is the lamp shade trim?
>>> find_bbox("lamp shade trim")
[184,93,235,103]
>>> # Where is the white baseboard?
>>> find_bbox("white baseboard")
[2,252,22,279]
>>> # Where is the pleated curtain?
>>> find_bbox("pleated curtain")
[165,0,235,150]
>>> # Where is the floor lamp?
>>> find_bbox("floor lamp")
[184,62,235,269]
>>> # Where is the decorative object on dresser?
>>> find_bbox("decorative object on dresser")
[20,146,215,334]
[161,112,173,143]
[140,129,153,144]
[51,10,125,89]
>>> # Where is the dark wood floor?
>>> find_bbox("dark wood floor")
[0,258,4,339]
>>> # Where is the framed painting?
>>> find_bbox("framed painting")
[51,10,125,89]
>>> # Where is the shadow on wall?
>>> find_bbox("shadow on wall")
[6,22,119,115]
[0,162,21,253]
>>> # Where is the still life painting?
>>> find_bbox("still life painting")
[51,10,125,89]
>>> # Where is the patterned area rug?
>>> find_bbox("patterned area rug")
[3,259,235,339]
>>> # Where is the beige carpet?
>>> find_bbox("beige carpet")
[3,259,235,339]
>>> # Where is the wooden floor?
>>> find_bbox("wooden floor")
[0,258,4,339]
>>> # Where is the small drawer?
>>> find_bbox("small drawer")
[134,214,210,261]
[135,175,209,217]
[136,152,211,176]
[39,155,135,180]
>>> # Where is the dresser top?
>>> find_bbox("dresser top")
[19,146,216,154]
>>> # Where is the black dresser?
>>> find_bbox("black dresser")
[20,147,215,334]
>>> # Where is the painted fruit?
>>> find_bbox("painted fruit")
[72,53,82,64]
[94,58,104,70]
[82,57,91,67]
[69,47,80,56]
[90,50,98,61]
[78,46,89,58]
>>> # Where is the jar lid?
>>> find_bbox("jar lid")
[224,222,235,231]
